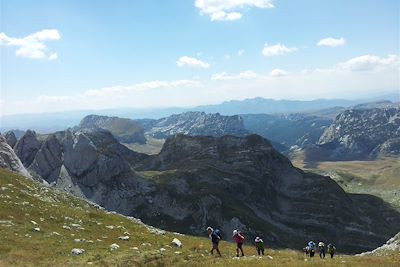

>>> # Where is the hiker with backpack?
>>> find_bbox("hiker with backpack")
[307,241,316,257]
[327,243,336,258]
[207,227,222,257]
[254,236,265,256]
[232,229,245,257]
[318,241,326,259]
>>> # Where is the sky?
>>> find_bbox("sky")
[0,0,399,116]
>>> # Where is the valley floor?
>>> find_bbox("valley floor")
[0,169,399,267]
[291,153,400,210]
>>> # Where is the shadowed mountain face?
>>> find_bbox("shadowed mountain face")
[10,129,400,253]
[241,113,332,148]
[315,107,400,160]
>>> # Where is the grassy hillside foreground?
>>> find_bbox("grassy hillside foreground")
[0,168,399,267]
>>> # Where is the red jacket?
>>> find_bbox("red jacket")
[233,233,245,244]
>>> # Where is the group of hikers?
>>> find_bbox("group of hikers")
[303,241,336,259]
[207,227,263,257]
[206,227,336,259]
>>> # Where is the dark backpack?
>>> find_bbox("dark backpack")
[214,229,222,239]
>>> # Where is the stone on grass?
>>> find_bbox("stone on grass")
[119,235,129,241]
[110,243,120,251]
[171,238,182,248]
[71,248,85,255]
[33,227,41,232]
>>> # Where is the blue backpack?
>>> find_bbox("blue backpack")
[214,229,222,239]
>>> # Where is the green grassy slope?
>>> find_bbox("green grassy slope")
[0,168,398,267]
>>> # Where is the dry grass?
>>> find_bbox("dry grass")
[291,151,400,209]
[123,136,165,155]
[0,168,399,267]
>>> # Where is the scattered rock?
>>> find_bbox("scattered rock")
[71,248,85,255]
[171,238,182,248]
[33,227,41,232]
[267,255,273,260]
[119,236,129,241]
[110,243,120,251]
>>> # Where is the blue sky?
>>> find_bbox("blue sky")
[0,0,399,115]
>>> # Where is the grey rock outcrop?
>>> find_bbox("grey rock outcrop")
[317,107,400,160]
[2,131,18,148]
[0,137,31,177]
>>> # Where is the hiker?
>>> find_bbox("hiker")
[327,243,336,258]
[303,246,310,256]
[318,241,326,259]
[307,241,316,257]
[254,236,265,255]
[207,227,221,257]
[232,229,245,257]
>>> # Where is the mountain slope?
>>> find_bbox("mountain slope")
[241,113,332,148]
[11,129,400,253]
[140,111,249,139]
[2,168,399,267]
[79,115,146,144]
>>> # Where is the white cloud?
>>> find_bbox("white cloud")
[195,0,274,21]
[177,56,210,69]
[0,29,60,60]
[269,68,287,77]
[48,53,58,60]
[83,80,202,98]
[237,49,244,56]
[212,70,260,80]
[336,54,400,72]
[317,37,346,47]
[262,43,297,56]
[211,11,242,21]
[224,54,231,60]
[212,69,287,80]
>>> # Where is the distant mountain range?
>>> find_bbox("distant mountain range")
[1,94,398,133]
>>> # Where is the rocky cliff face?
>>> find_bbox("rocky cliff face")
[133,134,399,253]
[317,107,400,160]
[79,115,146,144]
[0,137,31,177]
[140,111,250,139]
[14,130,42,167]
[12,128,400,253]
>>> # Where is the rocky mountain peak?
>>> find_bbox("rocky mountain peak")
[14,130,41,167]
[317,107,400,159]
[2,131,18,148]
